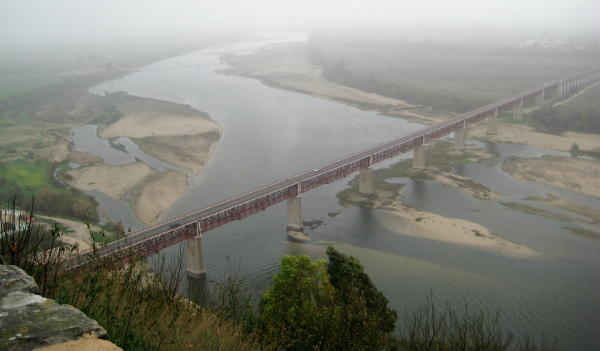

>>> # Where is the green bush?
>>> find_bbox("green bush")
[260,247,397,351]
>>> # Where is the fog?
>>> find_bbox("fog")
[2,0,599,49]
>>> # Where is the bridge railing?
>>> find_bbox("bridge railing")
[70,65,600,267]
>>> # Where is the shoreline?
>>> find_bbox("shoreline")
[378,204,538,258]
[220,42,446,125]
[64,93,223,226]
[223,41,600,155]
[339,186,537,258]
[334,141,535,258]
[501,155,600,199]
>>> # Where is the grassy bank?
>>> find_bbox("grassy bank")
[0,159,98,222]
[306,36,598,113]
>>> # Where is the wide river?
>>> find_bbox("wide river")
[89,37,600,349]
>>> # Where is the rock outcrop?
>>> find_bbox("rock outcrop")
[0,265,120,351]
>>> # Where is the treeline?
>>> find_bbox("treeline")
[527,106,600,135]
[1,205,559,351]
[305,43,492,113]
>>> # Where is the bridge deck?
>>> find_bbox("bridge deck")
[68,66,600,267]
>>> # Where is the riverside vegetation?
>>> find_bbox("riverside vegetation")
[1,199,559,351]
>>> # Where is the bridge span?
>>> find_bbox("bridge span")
[68,66,600,277]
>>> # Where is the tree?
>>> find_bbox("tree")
[260,249,398,351]
[570,142,579,155]
[326,246,398,350]
[260,255,336,351]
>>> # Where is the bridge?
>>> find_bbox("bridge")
[67,67,600,277]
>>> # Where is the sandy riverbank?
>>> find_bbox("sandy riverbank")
[221,42,443,124]
[66,163,154,200]
[64,95,222,225]
[378,204,537,257]
[433,173,500,200]
[100,96,222,173]
[341,190,536,257]
[468,122,600,153]
[66,162,190,226]
[131,170,188,225]
[502,155,600,198]
[100,97,221,139]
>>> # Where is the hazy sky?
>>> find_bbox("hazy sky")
[2,0,599,47]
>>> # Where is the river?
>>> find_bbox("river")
[85,37,600,349]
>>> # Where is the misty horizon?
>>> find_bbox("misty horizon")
[2,0,600,50]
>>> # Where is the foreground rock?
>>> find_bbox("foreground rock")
[0,265,120,351]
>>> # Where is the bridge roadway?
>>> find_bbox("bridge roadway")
[68,66,600,267]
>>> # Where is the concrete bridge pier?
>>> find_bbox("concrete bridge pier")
[186,232,206,279]
[454,128,466,149]
[413,145,426,169]
[359,167,374,194]
[287,195,303,235]
[486,109,498,135]
[513,99,523,120]
[534,90,545,106]
[552,84,562,100]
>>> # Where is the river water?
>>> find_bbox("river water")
[86,38,600,349]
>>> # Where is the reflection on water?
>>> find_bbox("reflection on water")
[89,38,600,350]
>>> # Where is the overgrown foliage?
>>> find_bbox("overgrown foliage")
[0,202,271,351]
[527,106,600,134]
[1,200,560,351]
[394,293,558,351]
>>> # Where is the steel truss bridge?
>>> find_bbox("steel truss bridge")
[67,66,600,268]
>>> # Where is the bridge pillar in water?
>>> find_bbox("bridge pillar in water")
[454,128,466,150]
[287,195,303,234]
[186,233,206,279]
[486,109,498,135]
[359,167,374,194]
[513,99,523,121]
[413,145,426,169]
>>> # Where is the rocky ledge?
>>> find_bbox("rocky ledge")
[0,265,120,351]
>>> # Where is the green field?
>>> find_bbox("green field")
[0,159,98,222]
[0,75,57,102]
[0,159,51,190]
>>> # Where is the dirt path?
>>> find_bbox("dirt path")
[38,216,97,251]
[552,80,600,108]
